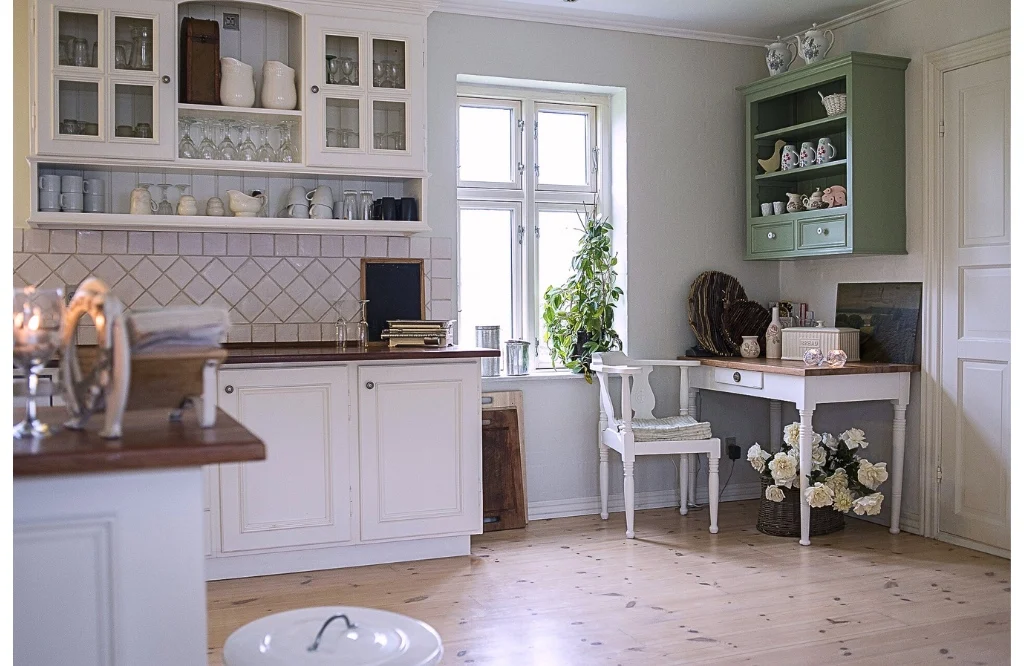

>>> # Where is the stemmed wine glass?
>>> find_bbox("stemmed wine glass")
[277,121,298,163]
[217,120,237,160]
[13,287,65,438]
[155,184,174,215]
[254,122,276,162]
[373,60,386,87]
[197,118,219,160]
[236,122,258,161]
[178,117,198,159]
[339,57,356,85]
[387,60,402,88]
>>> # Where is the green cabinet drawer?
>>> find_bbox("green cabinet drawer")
[749,220,795,255]
[797,213,847,249]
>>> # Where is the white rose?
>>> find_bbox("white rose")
[857,459,889,490]
[747,443,770,472]
[784,422,801,446]
[805,482,835,508]
[832,486,855,512]
[825,468,849,493]
[822,433,839,451]
[852,492,884,516]
[811,444,828,470]
[768,452,799,488]
[842,428,869,450]
[765,484,785,502]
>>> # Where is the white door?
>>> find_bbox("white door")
[938,54,1010,554]
[217,366,352,552]
[358,362,482,541]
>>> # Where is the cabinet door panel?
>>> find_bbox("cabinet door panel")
[358,363,481,541]
[218,366,350,552]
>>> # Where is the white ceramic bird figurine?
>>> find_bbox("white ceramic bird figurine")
[758,139,786,174]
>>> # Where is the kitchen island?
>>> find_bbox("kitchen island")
[204,344,500,580]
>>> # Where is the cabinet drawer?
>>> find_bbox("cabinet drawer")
[714,367,763,389]
[749,220,795,255]
[798,214,848,249]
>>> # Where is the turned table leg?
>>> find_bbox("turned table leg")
[798,408,814,546]
[769,400,782,452]
[890,401,907,535]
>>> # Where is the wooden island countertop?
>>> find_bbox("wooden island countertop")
[14,407,266,477]
[687,356,919,377]
[223,343,500,365]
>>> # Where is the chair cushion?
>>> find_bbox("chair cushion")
[617,415,713,442]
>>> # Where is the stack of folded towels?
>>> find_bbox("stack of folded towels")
[618,414,714,442]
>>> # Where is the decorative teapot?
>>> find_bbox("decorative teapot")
[796,24,835,65]
[261,60,297,110]
[220,57,255,108]
[802,188,825,210]
[764,37,796,77]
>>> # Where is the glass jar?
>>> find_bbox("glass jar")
[358,191,373,220]
[342,190,358,220]
[130,25,152,70]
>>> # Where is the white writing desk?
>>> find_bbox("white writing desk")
[683,357,916,546]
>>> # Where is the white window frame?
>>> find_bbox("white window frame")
[456,97,523,190]
[534,101,599,193]
[456,85,611,368]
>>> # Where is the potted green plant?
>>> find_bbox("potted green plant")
[541,201,623,381]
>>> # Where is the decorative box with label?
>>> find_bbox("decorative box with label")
[781,326,860,361]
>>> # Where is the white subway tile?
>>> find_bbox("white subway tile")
[298,235,320,257]
[101,231,128,254]
[228,324,252,343]
[410,236,430,258]
[432,300,453,319]
[275,323,298,342]
[366,236,387,257]
[12,228,23,252]
[321,322,337,342]
[127,231,153,254]
[250,234,275,256]
[76,231,102,254]
[49,230,76,253]
[252,323,275,342]
[431,237,452,259]
[203,233,227,256]
[321,235,344,257]
[275,234,298,256]
[388,237,410,258]
[432,259,452,279]
[153,232,178,255]
[298,323,321,342]
[343,235,365,257]
[178,232,202,255]
[24,229,49,253]
[432,277,452,300]
[227,233,250,256]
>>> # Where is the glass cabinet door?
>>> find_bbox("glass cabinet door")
[371,100,406,153]
[323,33,361,88]
[56,78,102,139]
[56,9,101,70]
[111,81,156,143]
[371,38,406,90]
[111,14,154,73]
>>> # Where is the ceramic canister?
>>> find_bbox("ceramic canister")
[220,57,256,108]
[261,60,297,110]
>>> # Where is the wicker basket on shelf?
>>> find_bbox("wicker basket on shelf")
[819,92,847,116]
[756,478,845,537]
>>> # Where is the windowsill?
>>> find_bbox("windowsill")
[482,368,585,383]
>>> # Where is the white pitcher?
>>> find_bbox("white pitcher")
[129,186,157,215]
[261,60,297,110]
[220,57,255,108]
[764,37,795,77]
[796,24,835,65]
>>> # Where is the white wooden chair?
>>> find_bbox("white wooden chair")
[591,352,720,538]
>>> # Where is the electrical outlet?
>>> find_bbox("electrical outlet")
[725,437,741,460]
[222,13,239,30]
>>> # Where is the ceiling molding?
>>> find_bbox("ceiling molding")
[434,0,767,47]
[784,0,918,37]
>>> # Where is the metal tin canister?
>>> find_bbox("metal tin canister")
[505,339,530,376]
[475,325,501,377]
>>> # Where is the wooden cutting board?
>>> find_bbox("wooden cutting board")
[481,406,527,532]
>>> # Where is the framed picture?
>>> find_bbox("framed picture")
[834,282,922,364]
[360,259,425,342]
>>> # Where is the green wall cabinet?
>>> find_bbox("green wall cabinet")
[739,52,910,260]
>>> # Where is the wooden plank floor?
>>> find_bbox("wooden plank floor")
[207,501,1010,665]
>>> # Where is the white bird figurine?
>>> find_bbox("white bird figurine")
[758,139,786,174]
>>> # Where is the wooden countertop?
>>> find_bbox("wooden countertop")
[14,407,266,477]
[223,343,500,364]
[687,356,919,377]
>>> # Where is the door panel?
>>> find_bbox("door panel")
[938,54,1010,553]
[358,362,481,541]
[218,366,351,552]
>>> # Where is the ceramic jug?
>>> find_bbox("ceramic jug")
[799,141,816,168]
[816,137,837,164]
[785,192,804,213]
[261,60,297,110]
[220,57,256,108]
[226,189,266,217]
[780,145,799,171]
[796,24,835,65]
[802,188,825,210]
[764,37,796,77]
[129,186,157,215]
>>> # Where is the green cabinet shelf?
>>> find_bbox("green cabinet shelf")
[739,52,910,260]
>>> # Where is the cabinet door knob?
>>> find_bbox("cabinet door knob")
[311,85,320,94]
[224,385,234,394]
[767,231,776,240]
[817,226,828,235]
[733,372,741,383]
[365,381,375,389]
[162,75,171,84]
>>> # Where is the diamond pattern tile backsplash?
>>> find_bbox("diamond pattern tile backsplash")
[12,229,453,344]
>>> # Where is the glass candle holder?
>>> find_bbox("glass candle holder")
[13,287,65,438]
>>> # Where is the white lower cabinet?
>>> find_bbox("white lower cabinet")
[357,362,482,541]
[216,365,352,552]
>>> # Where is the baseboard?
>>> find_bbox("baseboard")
[527,482,762,521]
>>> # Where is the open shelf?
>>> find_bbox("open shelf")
[755,159,847,182]
[27,211,430,236]
[747,205,848,224]
[754,114,847,141]
[178,103,302,119]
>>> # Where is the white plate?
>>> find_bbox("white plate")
[223,606,443,666]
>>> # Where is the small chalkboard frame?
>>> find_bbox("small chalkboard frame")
[360,258,425,343]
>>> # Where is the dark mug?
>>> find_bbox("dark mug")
[371,200,382,220]
[380,197,397,221]
[399,197,418,221]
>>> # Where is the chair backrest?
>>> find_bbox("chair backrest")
[592,351,657,420]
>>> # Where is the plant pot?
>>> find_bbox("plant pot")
[756,478,845,537]
[570,331,591,372]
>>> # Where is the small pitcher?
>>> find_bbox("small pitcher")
[780,144,799,171]
[220,57,255,108]
[785,192,804,213]
[796,24,835,65]
[816,137,837,164]
[129,186,157,215]
[764,37,796,77]
[799,141,816,168]
[261,60,297,110]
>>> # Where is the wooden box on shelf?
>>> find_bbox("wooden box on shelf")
[739,52,910,260]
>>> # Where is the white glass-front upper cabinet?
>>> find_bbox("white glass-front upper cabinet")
[304,15,424,171]
[35,0,176,159]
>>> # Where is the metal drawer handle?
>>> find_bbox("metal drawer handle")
[733,372,741,383]
[817,227,828,235]
[767,231,776,240]
[365,381,374,389]
[224,385,234,394]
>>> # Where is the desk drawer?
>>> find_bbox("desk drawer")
[714,367,764,389]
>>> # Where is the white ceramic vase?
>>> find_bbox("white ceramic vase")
[740,336,761,359]
[261,60,297,110]
[765,306,782,359]
[220,57,255,108]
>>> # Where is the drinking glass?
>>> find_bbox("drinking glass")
[277,121,298,163]
[13,287,64,438]
[58,34,74,65]
[72,38,90,67]
[197,118,219,160]
[178,117,198,159]
[236,122,258,161]
[325,55,339,84]
[339,57,356,85]
[372,60,386,87]
[155,184,174,215]
[342,190,358,220]
[130,25,153,70]
[253,123,276,162]
[114,40,132,69]
[356,300,369,349]
[389,131,405,151]
[217,120,237,160]
[340,129,355,148]
[387,61,402,88]
[359,191,373,220]
[373,132,385,150]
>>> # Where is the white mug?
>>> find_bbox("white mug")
[333,201,345,219]
[83,178,104,195]
[772,201,785,215]
[283,203,309,219]
[286,186,308,206]
[39,175,61,191]
[38,191,60,211]
[309,203,333,219]
[816,137,837,164]
[306,186,333,207]
[61,175,84,193]
[60,191,84,212]
[84,194,105,213]
[760,203,773,217]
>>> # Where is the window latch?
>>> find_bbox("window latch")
[592,146,600,174]
[517,224,525,245]
[534,163,540,177]
[517,161,525,175]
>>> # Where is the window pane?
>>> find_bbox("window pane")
[537,110,589,186]
[537,209,584,353]
[458,208,514,347]
[458,105,513,183]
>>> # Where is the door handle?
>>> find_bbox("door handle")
[161,75,171,84]
[311,85,320,94]
[733,372,741,383]
[224,385,234,394]
[365,381,375,389]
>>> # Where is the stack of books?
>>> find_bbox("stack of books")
[381,320,455,347]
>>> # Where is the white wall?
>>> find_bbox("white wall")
[776,0,1010,531]
[429,12,776,513]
